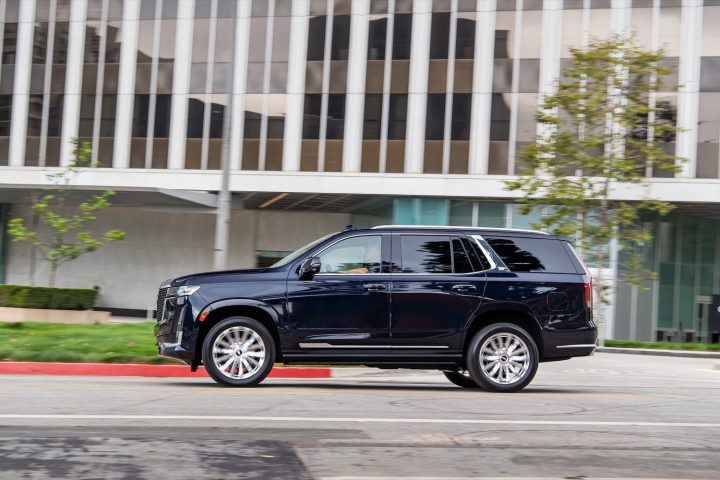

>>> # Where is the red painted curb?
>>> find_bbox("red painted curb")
[0,362,332,379]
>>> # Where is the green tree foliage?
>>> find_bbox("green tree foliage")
[506,37,681,332]
[7,140,125,287]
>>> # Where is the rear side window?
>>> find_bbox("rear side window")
[484,236,578,273]
[400,235,452,274]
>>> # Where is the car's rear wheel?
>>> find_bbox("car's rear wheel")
[202,316,275,387]
[466,322,538,393]
[443,369,481,388]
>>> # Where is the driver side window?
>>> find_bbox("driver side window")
[318,236,382,274]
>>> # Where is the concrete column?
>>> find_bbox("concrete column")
[676,0,703,178]
[7,0,35,166]
[281,0,310,172]
[112,0,140,168]
[403,0,433,174]
[59,0,88,166]
[229,0,252,171]
[534,0,563,150]
[468,0,496,175]
[342,0,371,172]
[167,0,195,170]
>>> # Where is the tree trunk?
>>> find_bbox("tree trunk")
[48,262,58,288]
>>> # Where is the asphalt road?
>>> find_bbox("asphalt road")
[1,353,719,480]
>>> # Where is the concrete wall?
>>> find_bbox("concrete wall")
[5,205,350,311]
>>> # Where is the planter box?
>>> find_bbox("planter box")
[0,307,110,324]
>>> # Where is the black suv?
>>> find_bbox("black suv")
[155,225,596,392]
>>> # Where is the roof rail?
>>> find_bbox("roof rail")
[369,225,549,235]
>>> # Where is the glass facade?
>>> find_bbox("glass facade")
[0,0,714,179]
[614,212,720,342]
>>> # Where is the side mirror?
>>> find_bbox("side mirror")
[299,257,321,280]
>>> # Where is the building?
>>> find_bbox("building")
[0,0,718,341]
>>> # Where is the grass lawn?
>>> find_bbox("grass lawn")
[605,339,720,352]
[0,321,179,364]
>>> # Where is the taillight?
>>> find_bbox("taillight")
[583,277,593,308]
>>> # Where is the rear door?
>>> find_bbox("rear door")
[389,234,486,351]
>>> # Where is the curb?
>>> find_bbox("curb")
[596,347,720,359]
[0,362,332,379]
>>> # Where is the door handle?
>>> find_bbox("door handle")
[452,284,477,292]
[362,283,387,292]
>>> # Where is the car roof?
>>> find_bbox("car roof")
[366,225,552,238]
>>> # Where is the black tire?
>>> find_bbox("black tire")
[202,316,276,387]
[466,322,539,393]
[443,369,481,389]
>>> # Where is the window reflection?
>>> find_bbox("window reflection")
[425,94,445,140]
[490,93,511,141]
[400,236,452,274]
[429,12,450,59]
[455,15,475,59]
[392,13,412,60]
[367,16,387,60]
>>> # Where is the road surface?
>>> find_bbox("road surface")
[1,352,719,479]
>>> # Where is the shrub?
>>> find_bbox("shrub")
[0,285,98,310]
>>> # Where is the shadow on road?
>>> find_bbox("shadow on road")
[159,380,586,394]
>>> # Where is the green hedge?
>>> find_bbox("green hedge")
[0,285,98,310]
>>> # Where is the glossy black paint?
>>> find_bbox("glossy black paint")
[154,226,597,370]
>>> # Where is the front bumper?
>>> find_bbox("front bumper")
[154,294,196,365]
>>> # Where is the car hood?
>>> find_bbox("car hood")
[168,268,271,286]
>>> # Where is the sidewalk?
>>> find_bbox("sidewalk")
[596,346,720,359]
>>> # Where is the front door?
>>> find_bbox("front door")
[286,234,392,353]
[390,234,486,353]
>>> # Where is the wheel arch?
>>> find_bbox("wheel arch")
[192,300,283,370]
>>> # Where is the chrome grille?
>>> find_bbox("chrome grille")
[155,287,168,321]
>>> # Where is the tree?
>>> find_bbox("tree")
[506,37,682,342]
[8,140,125,287]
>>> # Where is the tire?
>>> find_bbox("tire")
[443,369,481,389]
[466,322,539,393]
[202,316,276,387]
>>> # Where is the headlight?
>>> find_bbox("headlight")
[167,285,200,297]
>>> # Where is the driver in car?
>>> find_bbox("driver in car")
[342,244,381,274]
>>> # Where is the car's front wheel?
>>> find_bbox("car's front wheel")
[202,316,275,387]
[466,322,538,393]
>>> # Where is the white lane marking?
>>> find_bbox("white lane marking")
[0,414,718,428]
[321,478,707,480]
[321,478,708,480]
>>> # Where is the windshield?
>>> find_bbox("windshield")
[270,232,338,268]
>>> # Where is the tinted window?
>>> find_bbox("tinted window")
[400,235,452,274]
[452,238,473,273]
[485,237,577,273]
[463,237,492,270]
[318,236,382,274]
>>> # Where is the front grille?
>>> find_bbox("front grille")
[155,287,168,322]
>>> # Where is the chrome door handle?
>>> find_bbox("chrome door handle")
[362,283,387,291]
[452,284,477,292]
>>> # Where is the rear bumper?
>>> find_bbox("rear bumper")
[542,328,597,360]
